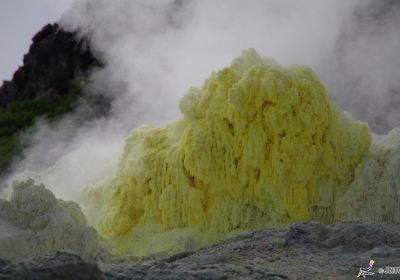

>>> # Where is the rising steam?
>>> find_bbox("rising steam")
[2,0,399,227]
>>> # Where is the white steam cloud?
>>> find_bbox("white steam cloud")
[2,0,400,204]
[320,0,400,133]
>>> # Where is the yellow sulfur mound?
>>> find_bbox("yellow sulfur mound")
[85,49,371,256]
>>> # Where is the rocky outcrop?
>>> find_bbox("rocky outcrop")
[0,23,109,176]
[1,221,399,279]
[0,23,99,107]
[0,251,105,280]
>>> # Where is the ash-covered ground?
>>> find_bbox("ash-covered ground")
[1,221,400,279]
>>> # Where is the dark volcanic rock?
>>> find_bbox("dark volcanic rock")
[3,222,399,279]
[0,260,10,269]
[99,221,400,279]
[0,23,109,177]
[286,221,400,254]
[324,222,400,252]
[285,222,329,247]
[0,251,105,280]
[0,23,100,107]
[100,222,400,280]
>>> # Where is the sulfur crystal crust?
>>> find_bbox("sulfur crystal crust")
[85,49,372,256]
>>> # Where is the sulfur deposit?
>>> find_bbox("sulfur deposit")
[0,179,101,261]
[84,49,373,256]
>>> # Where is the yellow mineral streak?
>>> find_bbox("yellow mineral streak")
[86,49,371,256]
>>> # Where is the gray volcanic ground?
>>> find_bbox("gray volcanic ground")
[1,221,400,279]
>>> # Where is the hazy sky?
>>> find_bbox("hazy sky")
[0,0,73,82]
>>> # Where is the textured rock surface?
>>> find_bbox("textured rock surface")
[0,23,98,108]
[0,180,103,262]
[0,23,109,177]
[1,221,399,279]
[99,221,400,279]
[0,251,105,280]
